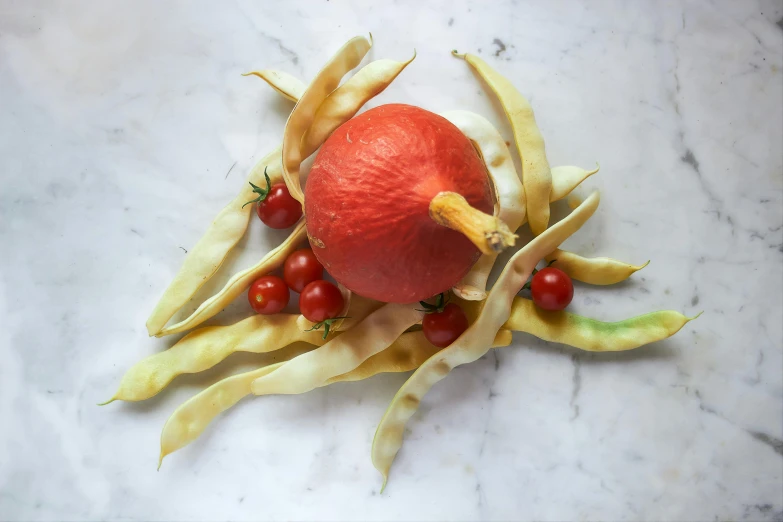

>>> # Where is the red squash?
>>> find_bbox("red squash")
[304,104,494,303]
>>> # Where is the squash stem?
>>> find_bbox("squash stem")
[429,191,516,255]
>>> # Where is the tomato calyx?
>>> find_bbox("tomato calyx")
[417,293,448,314]
[305,316,351,339]
[242,168,272,208]
[522,259,557,291]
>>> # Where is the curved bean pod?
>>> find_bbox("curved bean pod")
[372,191,600,490]
[109,315,321,404]
[242,69,307,102]
[549,164,599,202]
[282,35,373,205]
[454,51,553,236]
[515,164,600,228]
[145,149,283,336]
[109,295,380,403]
[156,221,307,336]
[329,329,513,384]
[504,297,698,351]
[301,53,416,158]
[441,110,526,301]
[158,329,513,465]
[545,249,650,285]
[250,304,425,396]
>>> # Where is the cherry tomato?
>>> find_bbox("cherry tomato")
[247,275,290,315]
[284,249,324,293]
[530,267,574,311]
[422,302,469,348]
[299,280,344,323]
[257,183,302,229]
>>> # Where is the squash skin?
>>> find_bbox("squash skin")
[305,104,493,303]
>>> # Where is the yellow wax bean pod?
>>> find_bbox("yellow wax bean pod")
[454,51,552,236]
[145,149,283,336]
[516,165,599,228]
[109,294,379,403]
[301,53,416,158]
[159,360,285,466]
[504,297,698,351]
[155,221,307,336]
[441,110,526,301]
[372,191,600,490]
[545,248,650,285]
[108,315,322,404]
[250,304,425,396]
[242,69,307,102]
[549,164,599,202]
[247,56,416,159]
[158,329,513,465]
[330,329,513,383]
[282,35,373,205]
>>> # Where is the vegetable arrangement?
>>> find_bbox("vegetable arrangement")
[105,35,698,490]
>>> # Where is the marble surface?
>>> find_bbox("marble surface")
[1,1,782,520]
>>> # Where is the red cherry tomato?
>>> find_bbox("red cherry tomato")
[422,302,469,348]
[299,280,344,323]
[257,183,302,229]
[284,249,324,293]
[530,267,574,311]
[247,275,290,315]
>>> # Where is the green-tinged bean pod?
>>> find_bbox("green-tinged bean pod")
[372,191,600,491]
[158,329,513,465]
[505,297,698,351]
[545,248,649,285]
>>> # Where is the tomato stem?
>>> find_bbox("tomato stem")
[305,316,351,339]
[242,168,273,208]
[417,293,448,314]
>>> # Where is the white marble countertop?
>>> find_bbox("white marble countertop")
[2,1,782,520]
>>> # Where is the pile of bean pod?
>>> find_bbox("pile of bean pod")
[104,35,698,491]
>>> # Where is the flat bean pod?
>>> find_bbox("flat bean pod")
[301,54,416,158]
[145,149,283,336]
[109,295,380,403]
[545,248,649,285]
[515,164,600,228]
[504,297,697,351]
[282,35,373,204]
[441,110,526,301]
[329,329,513,384]
[454,51,553,236]
[242,69,307,102]
[372,191,600,490]
[250,304,425,396]
[108,315,322,403]
[156,221,307,336]
[549,165,599,203]
[242,69,307,103]
[158,329,512,465]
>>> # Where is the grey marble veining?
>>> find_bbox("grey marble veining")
[1,1,781,520]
